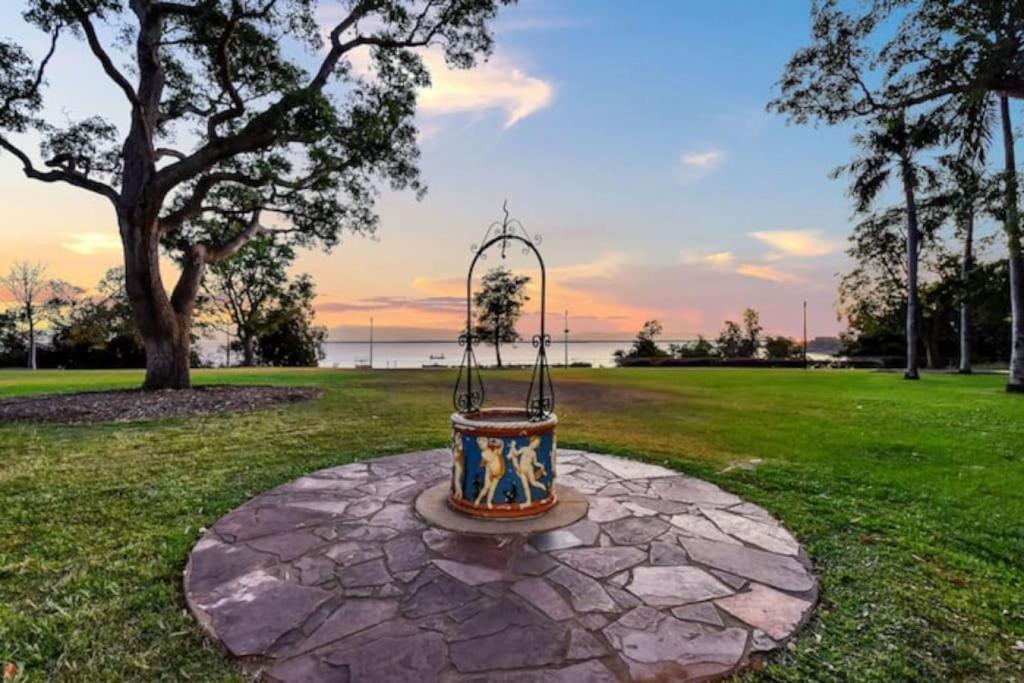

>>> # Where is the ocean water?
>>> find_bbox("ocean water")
[319,340,645,369]
[202,338,827,369]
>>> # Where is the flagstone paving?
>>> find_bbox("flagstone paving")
[184,449,817,682]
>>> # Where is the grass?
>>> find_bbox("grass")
[0,367,1022,681]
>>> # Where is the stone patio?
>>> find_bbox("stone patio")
[184,449,817,682]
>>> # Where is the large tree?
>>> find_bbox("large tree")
[0,0,509,389]
[770,0,1024,390]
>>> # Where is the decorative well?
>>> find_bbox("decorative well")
[450,206,557,519]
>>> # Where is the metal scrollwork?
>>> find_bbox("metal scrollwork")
[452,202,555,420]
[453,338,485,413]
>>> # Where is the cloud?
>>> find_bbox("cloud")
[680,249,733,267]
[549,252,629,281]
[344,44,553,129]
[736,264,804,284]
[416,49,554,128]
[61,232,121,255]
[674,148,726,184]
[748,230,839,257]
[318,295,464,314]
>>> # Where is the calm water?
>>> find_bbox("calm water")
[319,340,649,369]
[203,338,829,368]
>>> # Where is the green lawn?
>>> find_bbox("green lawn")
[0,368,1022,681]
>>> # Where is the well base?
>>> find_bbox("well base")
[416,483,587,535]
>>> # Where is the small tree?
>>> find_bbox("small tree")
[740,308,763,358]
[716,320,743,359]
[254,275,325,367]
[716,309,762,359]
[201,234,295,367]
[0,310,25,365]
[764,336,800,360]
[473,267,529,369]
[0,261,67,369]
[614,320,668,364]
[670,335,713,359]
[49,268,146,368]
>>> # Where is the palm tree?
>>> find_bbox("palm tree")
[933,155,988,374]
[936,88,997,375]
[832,111,940,380]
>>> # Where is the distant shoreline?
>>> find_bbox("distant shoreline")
[324,339,697,345]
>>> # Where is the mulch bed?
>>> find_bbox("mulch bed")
[0,385,322,425]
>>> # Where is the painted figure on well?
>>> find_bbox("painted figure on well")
[473,437,506,508]
[451,432,465,500]
[508,435,548,505]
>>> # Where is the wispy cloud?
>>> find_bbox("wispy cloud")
[416,48,554,129]
[61,232,120,255]
[680,249,733,267]
[341,33,554,130]
[736,264,804,284]
[674,148,726,184]
[318,295,464,314]
[549,252,629,281]
[748,230,839,257]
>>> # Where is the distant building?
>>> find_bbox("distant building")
[807,336,842,355]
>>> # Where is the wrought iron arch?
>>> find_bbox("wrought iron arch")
[453,204,554,420]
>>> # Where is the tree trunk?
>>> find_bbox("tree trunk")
[143,324,192,390]
[242,334,256,366]
[902,161,921,381]
[494,330,503,369]
[119,2,198,391]
[120,212,196,390]
[959,212,973,374]
[1000,95,1024,392]
[924,310,943,370]
[26,306,36,370]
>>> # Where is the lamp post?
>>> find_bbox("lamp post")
[564,309,569,368]
[369,316,374,370]
[802,301,808,369]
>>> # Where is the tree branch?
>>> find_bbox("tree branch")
[0,135,119,204]
[71,4,142,109]
[0,27,60,123]
[158,171,265,233]
[203,209,264,263]
[155,147,187,160]
[154,0,392,191]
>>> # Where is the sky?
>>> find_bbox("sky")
[0,1,866,342]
